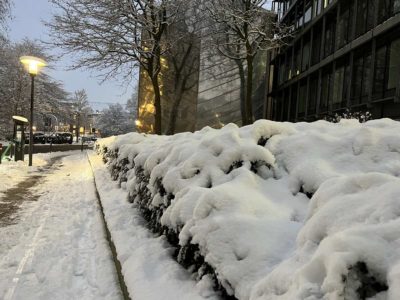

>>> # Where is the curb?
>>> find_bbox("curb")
[86,152,132,300]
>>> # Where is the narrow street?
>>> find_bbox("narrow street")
[0,152,122,300]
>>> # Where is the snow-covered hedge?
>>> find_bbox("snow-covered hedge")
[96,119,400,300]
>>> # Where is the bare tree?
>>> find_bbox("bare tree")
[164,3,201,135]
[0,39,70,139]
[97,103,135,137]
[205,0,284,125]
[0,0,11,32]
[70,89,92,139]
[47,0,182,134]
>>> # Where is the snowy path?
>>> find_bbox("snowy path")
[0,152,121,300]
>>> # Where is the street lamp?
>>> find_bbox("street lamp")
[19,56,47,166]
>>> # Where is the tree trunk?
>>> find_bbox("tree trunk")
[245,55,254,125]
[166,85,184,135]
[151,76,162,135]
[235,60,246,125]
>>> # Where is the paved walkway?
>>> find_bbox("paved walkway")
[0,156,64,227]
[0,152,121,300]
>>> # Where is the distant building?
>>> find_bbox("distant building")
[267,0,400,121]
[136,5,274,134]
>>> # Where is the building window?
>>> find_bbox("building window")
[283,91,290,121]
[355,0,375,37]
[371,32,400,100]
[373,45,388,99]
[278,56,286,85]
[320,65,333,112]
[312,24,322,65]
[294,43,301,76]
[333,66,344,109]
[289,85,297,121]
[302,35,311,71]
[388,38,400,90]
[336,0,354,49]
[308,74,318,115]
[298,80,307,118]
[313,0,323,17]
[324,12,336,57]
[296,6,304,29]
[378,0,400,24]
[274,94,283,121]
[351,48,372,105]
[304,0,312,24]
[285,51,293,81]
[332,58,350,110]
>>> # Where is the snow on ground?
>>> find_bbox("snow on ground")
[0,152,66,200]
[88,152,219,300]
[0,152,121,300]
[96,119,400,300]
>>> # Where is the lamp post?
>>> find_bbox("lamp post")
[19,56,47,166]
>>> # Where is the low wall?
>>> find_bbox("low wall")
[26,144,93,154]
[1,144,93,157]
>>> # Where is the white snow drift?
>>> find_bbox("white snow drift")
[97,119,400,300]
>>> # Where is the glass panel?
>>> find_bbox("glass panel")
[352,55,363,104]
[356,0,368,37]
[333,66,345,107]
[321,68,332,111]
[367,0,375,31]
[308,75,318,114]
[394,0,400,14]
[304,5,312,24]
[312,26,322,65]
[324,15,336,57]
[289,86,297,121]
[283,92,290,121]
[388,38,400,89]
[317,0,322,14]
[285,52,293,80]
[378,0,390,23]
[298,82,307,115]
[278,58,286,85]
[336,1,353,48]
[294,44,301,76]
[302,40,311,71]
[373,46,387,99]
[343,63,351,106]
[361,52,372,100]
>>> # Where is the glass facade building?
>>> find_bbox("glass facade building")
[268,0,400,121]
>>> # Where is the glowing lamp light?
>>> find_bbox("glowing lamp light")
[145,103,155,113]
[135,120,142,127]
[19,56,47,76]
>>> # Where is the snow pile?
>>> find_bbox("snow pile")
[96,119,400,300]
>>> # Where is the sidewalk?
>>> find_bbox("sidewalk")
[0,152,121,300]
[88,152,218,300]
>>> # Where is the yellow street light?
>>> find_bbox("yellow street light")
[20,56,47,76]
[19,55,47,166]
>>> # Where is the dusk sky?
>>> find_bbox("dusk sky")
[9,0,137,110]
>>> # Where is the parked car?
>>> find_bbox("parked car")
[24,132,46,144]
[59,133,73,144]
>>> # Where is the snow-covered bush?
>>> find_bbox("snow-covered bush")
[324,108,372,123]
[96,119,400,300]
